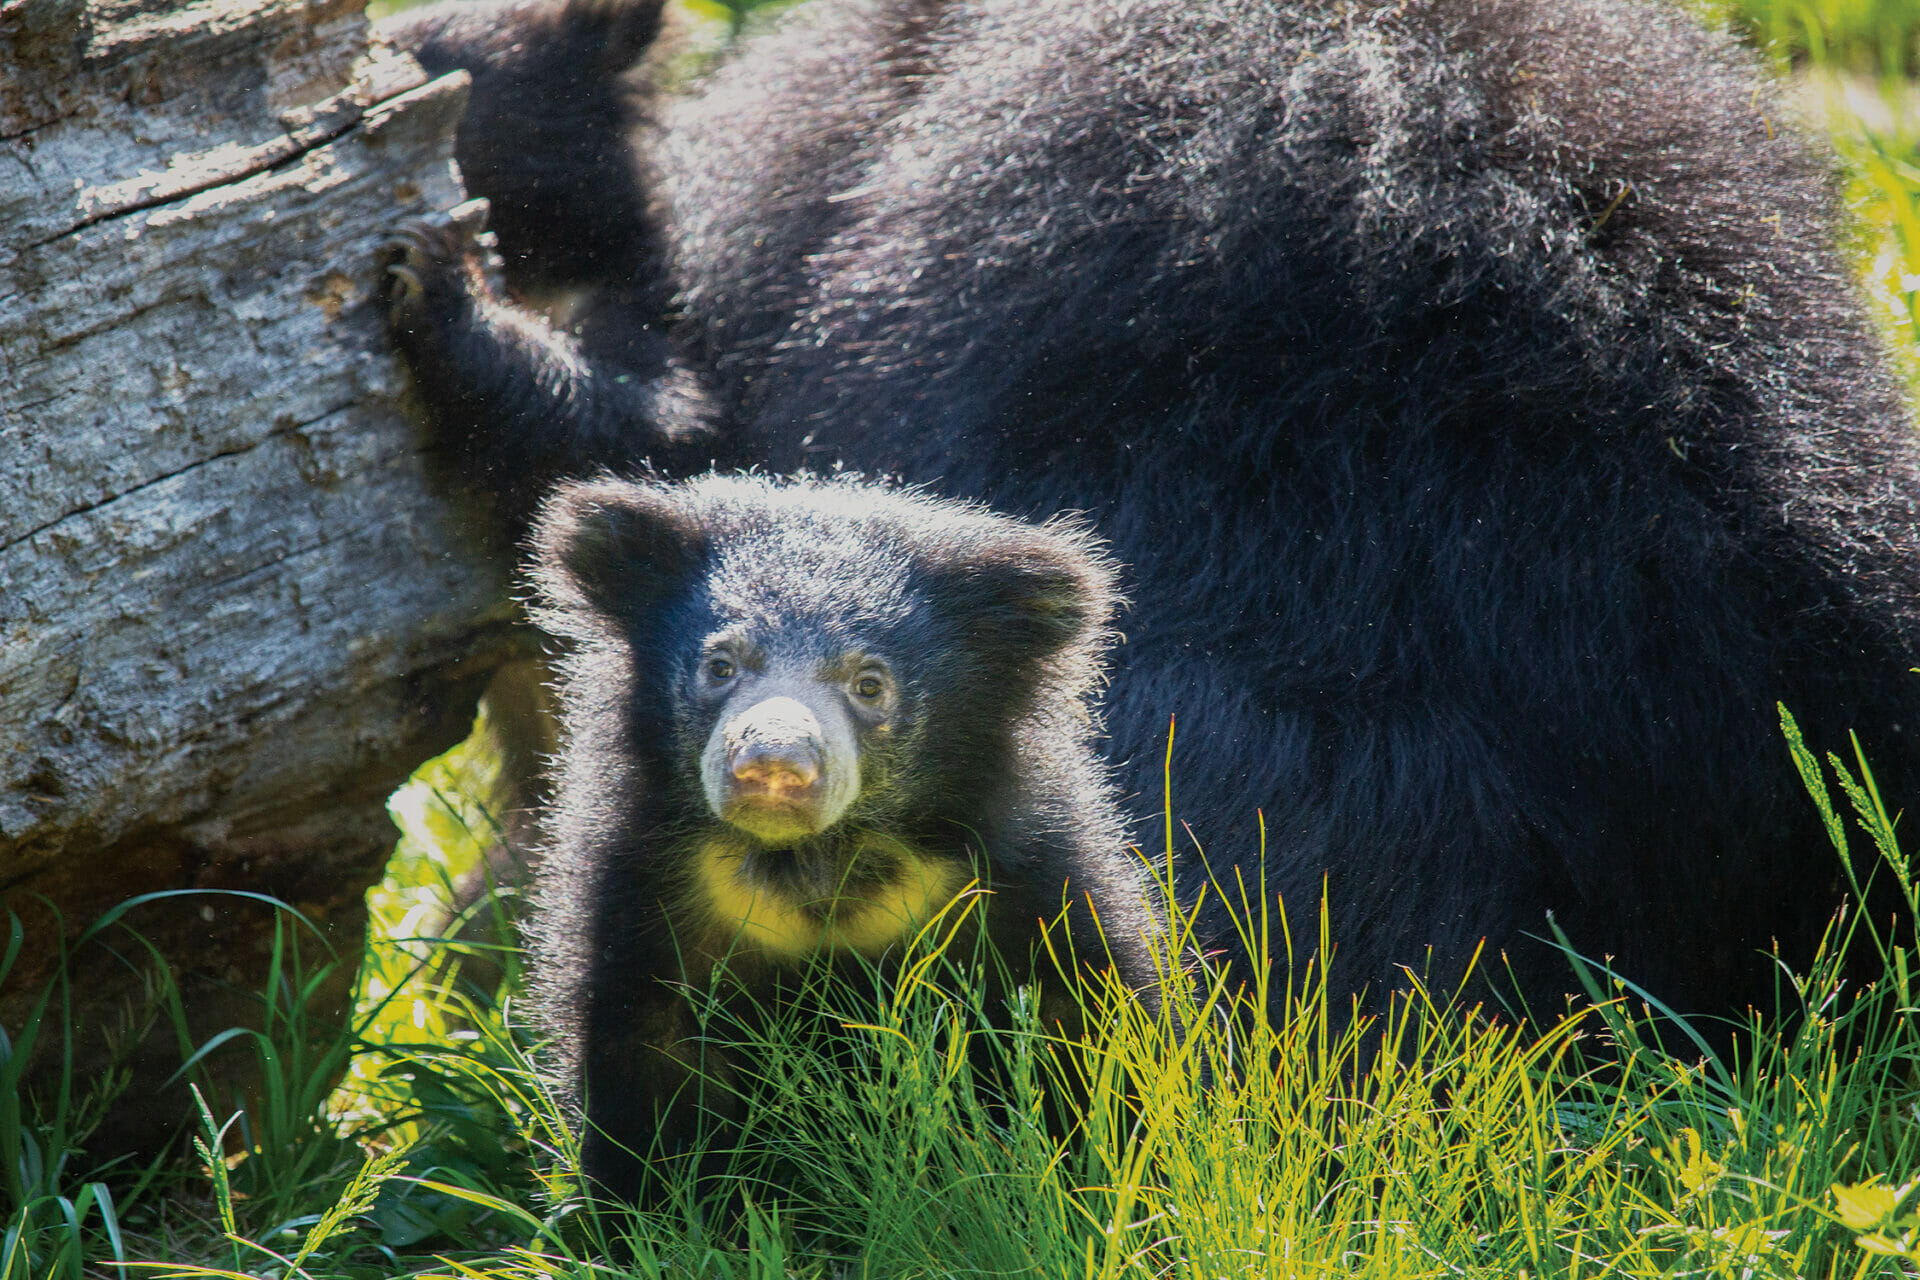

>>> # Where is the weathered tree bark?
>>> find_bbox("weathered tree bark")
[0,0,516,1154]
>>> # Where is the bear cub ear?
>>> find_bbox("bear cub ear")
[532,479,707,630]
[933,519,1122,663]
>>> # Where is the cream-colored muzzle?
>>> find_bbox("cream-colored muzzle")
[701,687,861,842]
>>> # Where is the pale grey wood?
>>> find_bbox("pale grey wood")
[0,0,516,1148]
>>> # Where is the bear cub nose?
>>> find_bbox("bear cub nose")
[729,739,822,797]
[711,694,851,841]
[702,694,860,844]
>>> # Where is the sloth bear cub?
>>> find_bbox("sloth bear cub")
[526,472,1159,1205]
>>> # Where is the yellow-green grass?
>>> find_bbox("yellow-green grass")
[53,702,1909,1280]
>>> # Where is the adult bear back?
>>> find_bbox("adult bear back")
[383,0,1920,1020]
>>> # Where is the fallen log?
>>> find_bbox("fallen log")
[0,0,515,1155]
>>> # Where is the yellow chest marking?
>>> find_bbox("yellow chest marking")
[693,838,961,960]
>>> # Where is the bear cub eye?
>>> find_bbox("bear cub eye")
[706,656,737,681]
[853,673,885,700]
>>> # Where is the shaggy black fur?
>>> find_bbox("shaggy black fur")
[384,0,1920,1023]
[528,472,1157,1205]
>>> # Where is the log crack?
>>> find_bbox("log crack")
[25,112,366,250]
[0,109,81,145]
[0,401,355,556]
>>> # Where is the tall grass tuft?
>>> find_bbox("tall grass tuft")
[0,900,139,1280]
[154,707,1906,1279]
[1722,0,1920,76]
[0,892,357,1280]
[7,713,1914,1276]
[267,808,1910,1277]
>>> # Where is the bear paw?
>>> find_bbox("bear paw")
[382,198,498,338]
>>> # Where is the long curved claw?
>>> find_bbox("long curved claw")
[386,261,425,303]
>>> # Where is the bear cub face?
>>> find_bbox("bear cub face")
[663,565,964,961]
[679,612,951,958]
[695,636,877,845]
[532,472,1133,968]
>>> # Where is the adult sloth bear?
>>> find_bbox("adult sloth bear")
[385,0,1920,1021]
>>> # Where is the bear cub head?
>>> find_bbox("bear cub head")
[531,473,1125,964]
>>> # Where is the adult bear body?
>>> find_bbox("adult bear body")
[386,0,1920,1018]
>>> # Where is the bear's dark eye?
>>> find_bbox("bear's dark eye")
[707,656,737,681]
[853,674,885,700]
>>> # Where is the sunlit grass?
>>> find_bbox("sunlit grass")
[2,702,1915,1276]
[1723,0,1920,74]
[330,704,517,1145]
[90,701,1918,1279]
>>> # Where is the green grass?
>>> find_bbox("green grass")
[3,702,1913,1279]
[1720,0,1920,74]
